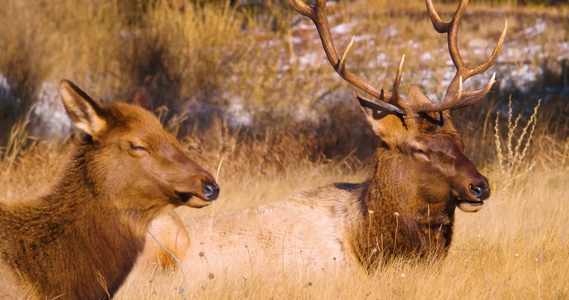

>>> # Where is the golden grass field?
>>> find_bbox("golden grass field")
[1,132,567,299]
[1,0,568,299]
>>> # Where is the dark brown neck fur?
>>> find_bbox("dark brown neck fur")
[0,141,149,299]
[350,145,455,269]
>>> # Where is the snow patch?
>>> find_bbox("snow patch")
[331,23,353,35]
[518,18,546,38]
[420,52,432,61]
[382,26,398,39]
[225,96,253,127]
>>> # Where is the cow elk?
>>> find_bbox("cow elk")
[143,0,506,278]
[0,80,220,299]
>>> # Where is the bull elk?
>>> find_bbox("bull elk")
[142,0,506,278]
[0,80,220,299]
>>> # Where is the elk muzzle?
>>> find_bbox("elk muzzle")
[173,173,220,208]
[456,174,490,213]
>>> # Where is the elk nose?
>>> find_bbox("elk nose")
[469,180,490,201]
[202,182,220,201]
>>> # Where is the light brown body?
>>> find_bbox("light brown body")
[181,184,362,279]
[141,210,191,269]
[0,81,219,299]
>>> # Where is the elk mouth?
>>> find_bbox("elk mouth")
[455,197,485,213]
[173,191,210,208]
[174,182,219,208]
[175,191,195,204]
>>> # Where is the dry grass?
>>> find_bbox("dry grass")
[1,106,567,299]
[115,113,568,299]
[122,161,569,299]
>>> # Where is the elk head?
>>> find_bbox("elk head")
[289,0,507,213]
[59,80,220,214]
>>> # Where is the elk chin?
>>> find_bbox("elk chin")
[186,197,212,208]
[456,199,485,213]
[172,191,211,208]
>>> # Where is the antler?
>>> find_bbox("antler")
[288,0,507,116]
[288,0,404,114]
[426,0,507,109]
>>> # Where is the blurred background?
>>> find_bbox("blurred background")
[0,0,567,174]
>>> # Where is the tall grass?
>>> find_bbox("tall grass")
[2,0,567,155]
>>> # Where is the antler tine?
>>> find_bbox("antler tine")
[338,36,355,75]
[392,55,405,102]
[431,0,468,105]
[425,0,450,33]
[450,73,495,109]
[426,0,507,109]
[288,0,404,115]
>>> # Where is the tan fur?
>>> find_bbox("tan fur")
[138,184,362,281]
[0,81,218,299]
[141,210,190,269]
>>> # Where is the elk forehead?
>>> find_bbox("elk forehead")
[406,114,465,154]
[107,103,162,128]
[101,104,171,141]
[411,112,459,136]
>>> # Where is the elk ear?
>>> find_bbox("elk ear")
[126,87,153,111]
[59,80,107,136]
[358,97,406,144]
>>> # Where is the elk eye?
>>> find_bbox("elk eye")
[412,147,429,159]
[130,143,148,152]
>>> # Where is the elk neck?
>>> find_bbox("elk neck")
[0,138,150,298]
[350,144,455,268]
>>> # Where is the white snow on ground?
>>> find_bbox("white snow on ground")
[354,34,375,43]
[518,18,546,38]
[294,21,315,31]
[331,23,353,35]
[291,35,304,45]
[225,97,253,127]
[382,26,398,39]
[420,52,432,62]
[226,101,253,127]
[558,42,569,60]
[376,52,390,68]
[297,51,323,67]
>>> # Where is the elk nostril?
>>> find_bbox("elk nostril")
[470,182,490,201]
[470,184,482,197]
[202,183,220,201]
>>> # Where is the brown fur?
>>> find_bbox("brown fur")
[0,81,218,299]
